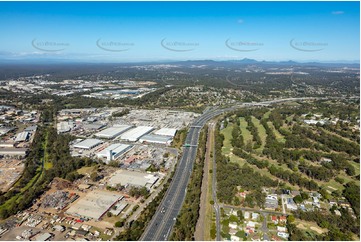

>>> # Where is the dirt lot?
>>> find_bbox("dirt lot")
[0,159,24,192]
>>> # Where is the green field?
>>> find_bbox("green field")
[239,117,253,144]
[267,121,286,143]
[250,116,267,153]
[221,124,233,154]
[43,130,53,170]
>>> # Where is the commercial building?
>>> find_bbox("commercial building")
[139,134,172,145]
[15,131,29,142]
[96,143,132,163]
[0,148,28,158]
[66,190,123,220]
[107,170,159,189]
[24,125,37,132]
[119,126,154,142]
[73,139,103,150]
[57,121,74,133]
[95,125,132,139]
[154,128,177,137]
[34,233,52,241]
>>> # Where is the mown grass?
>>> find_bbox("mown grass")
[239,117,253,144]
[251,116,267,153]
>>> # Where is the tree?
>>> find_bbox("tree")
[237,210,244,221]
[287,214,295,223]
[90,172,98,182]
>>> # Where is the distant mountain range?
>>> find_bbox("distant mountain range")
[0,57,359,68]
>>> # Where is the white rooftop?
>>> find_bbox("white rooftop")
[97,143,132,161]
[108,170,159,189]
[154,128,177,137]
[15,131,29,142]
[139,134,172,145]
[66,190,123,220]
[73,138,103,149]
[119,126,154,142]
[95,125,132,139]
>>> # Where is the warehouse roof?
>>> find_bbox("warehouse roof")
[15,131,29,142]
[119,126,154,142]
[139,134,172,144]
[108,170,159,189]
[66,190,123,220]
[34,233,52,241]
[73,139,103,149]
[154,128,177,137]
[95,125,132,139]
[0,147,27,155]
[97,143,132,160]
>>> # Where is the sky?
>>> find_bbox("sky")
[0,1,359,63]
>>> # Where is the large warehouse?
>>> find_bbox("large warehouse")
[94,125,132,139]
[96,143,132,163]
[154,128,177,137]
[139,134,173,145]
[119,126,154,142]
[14,131,29,142]
[66,190,123,220]
[107,170,159,189]
[73,139,103,150]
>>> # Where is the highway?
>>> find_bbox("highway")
[140,96,351,241]
[141,110,226,241]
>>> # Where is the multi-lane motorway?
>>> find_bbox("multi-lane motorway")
[140,96,354,241]
[141,109,224,240]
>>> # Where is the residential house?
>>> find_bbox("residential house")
[271,215,278,224]
[231,235,241,241]
[277,232,289,239]
[279,216,287,223]
[229,222,238,230]
[252,213,259,221]
[244,211,250,220]
[277,226,287,232]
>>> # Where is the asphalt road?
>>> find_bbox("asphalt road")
[210,122,221,241]
[141,111,224,241]
[140,96,352,241]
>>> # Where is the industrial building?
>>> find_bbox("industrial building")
[95,125,132,139]
[119,126,154,142]
[66,190,123,220]
[0,148,28,158]
[73,139,103,150]
[107,170,159,189]
[34,232,52,241]
[57,121,74,133]
[154,128,177,137]
[14,131,29,142]
[139,134,173,145]
[96,143,132,163]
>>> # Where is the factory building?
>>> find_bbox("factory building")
[0,148,28,158]
[57,121,74,133]
[119,126,154,142]
[14,131,29,142]
[94,125,132,139]
[66,190,123,220]
[73,139,103,150]
[108,170,159,190]
[154,128,177,137]
[139,134,173,145]
[96,143,132,163]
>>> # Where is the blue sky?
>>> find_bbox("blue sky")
[0,1,359,62]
